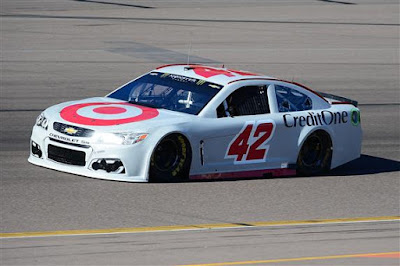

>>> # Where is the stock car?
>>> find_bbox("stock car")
[29,64,362,182]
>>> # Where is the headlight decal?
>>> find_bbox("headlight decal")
[36,113,48,130]
[92,132,148,145]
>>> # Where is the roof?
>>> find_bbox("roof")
[155,64,275,86]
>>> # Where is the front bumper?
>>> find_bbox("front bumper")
[28,126,151,182]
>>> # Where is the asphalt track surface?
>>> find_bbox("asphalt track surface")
[1,0,399,265]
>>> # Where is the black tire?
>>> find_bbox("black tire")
[149,134,191,182]
[297,131,332,176]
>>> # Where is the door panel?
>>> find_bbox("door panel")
[202,115,277,172]
[198,83,296,174]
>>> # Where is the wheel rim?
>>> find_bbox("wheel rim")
[153,139,180,172]
[301,134,324,168]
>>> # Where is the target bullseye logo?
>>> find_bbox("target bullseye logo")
[93,106,127,115]
[60,102,159,126]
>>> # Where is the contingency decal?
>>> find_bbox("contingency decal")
[225,120,275,164]
[60,102,159,126]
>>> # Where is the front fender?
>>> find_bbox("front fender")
[142,123,193,180]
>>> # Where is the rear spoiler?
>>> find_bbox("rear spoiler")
[317,91,358,107]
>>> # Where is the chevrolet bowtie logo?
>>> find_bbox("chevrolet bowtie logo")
[64,127,78,135]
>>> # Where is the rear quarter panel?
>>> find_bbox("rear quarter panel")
[291,104,362,170]
[327,104,362,169]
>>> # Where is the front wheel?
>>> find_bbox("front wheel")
[297,131,332,176]
[149,134,191,182]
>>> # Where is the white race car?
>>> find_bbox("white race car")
[29,64,362,182]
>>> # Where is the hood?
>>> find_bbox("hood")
[44,97,195,132]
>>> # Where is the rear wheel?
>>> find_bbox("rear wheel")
[297,131,332,176]
[149,134,191,182]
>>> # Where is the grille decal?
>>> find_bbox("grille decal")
[53,122,94,137]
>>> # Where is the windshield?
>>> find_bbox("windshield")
[107,72,222,115]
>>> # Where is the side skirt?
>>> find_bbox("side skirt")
[190,168,296,180]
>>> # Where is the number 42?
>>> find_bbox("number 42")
[225,121,275,164]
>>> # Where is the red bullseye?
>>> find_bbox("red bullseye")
[93,106,126,114]
[60,102,159,126]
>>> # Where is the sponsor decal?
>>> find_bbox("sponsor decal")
[172,136,187,177]
[159,72,221,89]
[60,102,159,126]
[350,108,361,126]
[49,133,89,145]
[193,66,235,78]
[168,74,197,83]
[190,66,258,79]
[225,120,275,164]
[283,111,349,128]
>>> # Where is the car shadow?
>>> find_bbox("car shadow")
[326,154,400,176]
[184,154,400,183]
